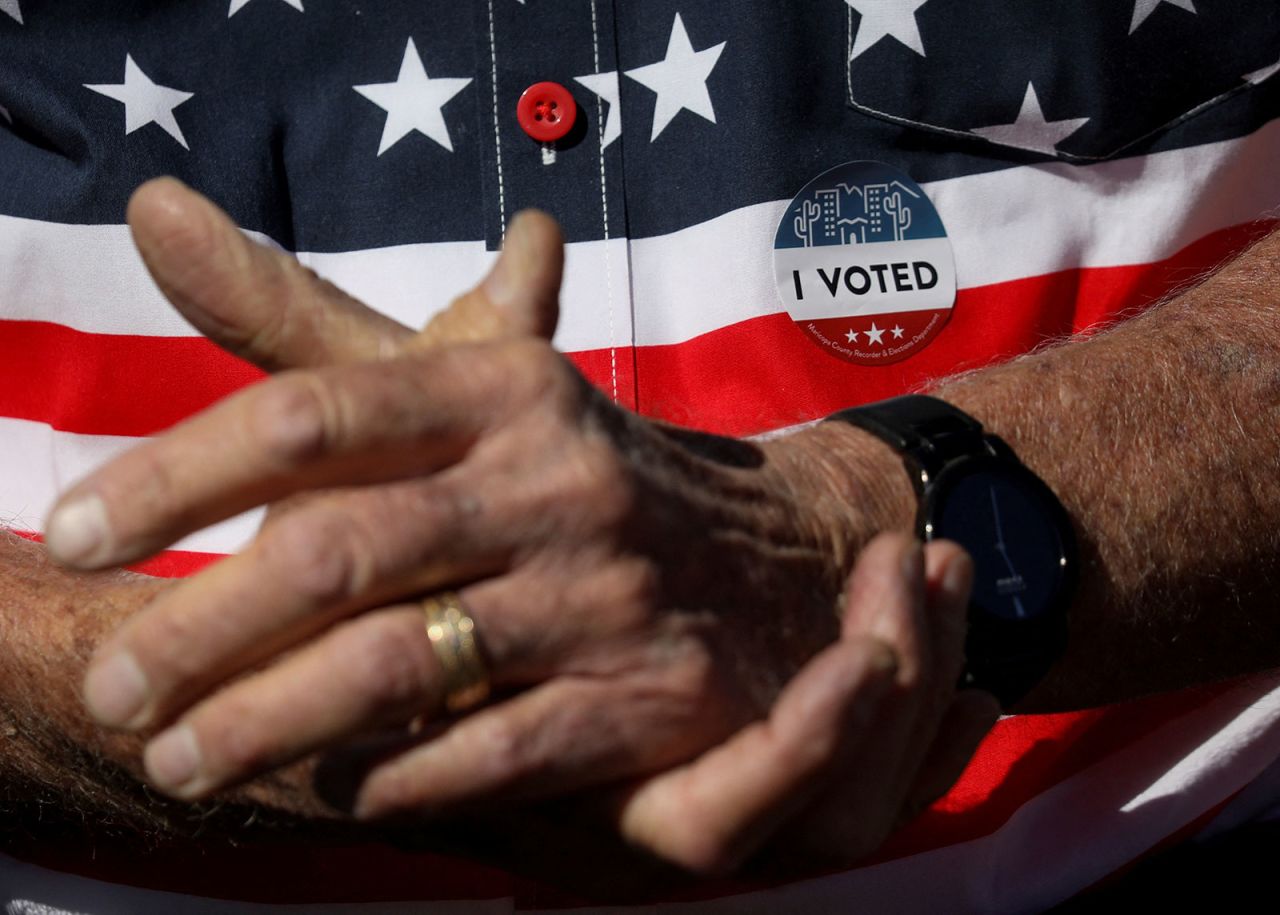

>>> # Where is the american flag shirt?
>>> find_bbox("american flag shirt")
[2,1,1280,911]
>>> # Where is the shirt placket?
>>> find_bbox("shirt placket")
[474,0,636,410]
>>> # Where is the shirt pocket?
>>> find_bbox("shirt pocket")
[842,0,1280,161]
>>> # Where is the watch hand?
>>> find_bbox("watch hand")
[991,486,1029,618]
[990,484,1007,551]
[990,486,1019,577]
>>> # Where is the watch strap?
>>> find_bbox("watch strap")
[827,394,1075,709]
[828,395,990,488]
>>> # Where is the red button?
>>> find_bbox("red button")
[517,82,577,143]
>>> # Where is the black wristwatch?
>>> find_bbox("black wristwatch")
[828,395,1078,708]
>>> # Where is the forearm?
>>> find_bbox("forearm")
[0,532,338,845]
[811,227,1280,710]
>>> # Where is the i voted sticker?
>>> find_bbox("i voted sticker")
[774,161,956,366]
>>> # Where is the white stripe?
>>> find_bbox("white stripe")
[521,674,1280,915]
[300,237,635,356]
[3,675,1278,913]
[630,117,1280,348]
[2,119,1277,353]
[0,416,260,555]
[774,237,956,319]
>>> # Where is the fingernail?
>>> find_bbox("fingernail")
[482,213,532,309]
[46,495,111,566]
[145,725,202,793]
[84,652,150,727]
[867,640,900,677]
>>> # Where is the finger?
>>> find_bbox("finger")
[128,177,412,370]
[412,210,562,348]
[919,540,973,692]
[141,545,678,800]
[45,340,561,569]
[841,531,928,675]
[347,656,768,826]
[614,638,898,875]
[884,540,973,798]
[774,534,950,861]
[81,472,507,731]
[897,688,1000,826]
[141,603,443,799]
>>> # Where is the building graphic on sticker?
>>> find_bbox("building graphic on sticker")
[791,180,922,247]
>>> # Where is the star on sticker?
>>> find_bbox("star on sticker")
[85,55,195,150]
[970,83,1089,155]
[624,13,726,141]
[846,0,930,61]
[845,328,859,343]
[574,70,622,149]
[1130,0,1196,34]
[353,38,472,155]
[1,0,21,24]
[1245,55,1280,86]
[228,0,303,16]
[891,324,905,339]
[865,323,886,346]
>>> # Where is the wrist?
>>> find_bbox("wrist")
[763,420,917,593]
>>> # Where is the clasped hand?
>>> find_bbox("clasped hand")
[47,179,997,875]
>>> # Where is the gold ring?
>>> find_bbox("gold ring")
[421,592,491,714]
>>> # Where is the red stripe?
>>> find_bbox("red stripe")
[876,681,1237,863]
[5,683,1244,906]
[14,532,224,578]
[630,218,1277,435]
[0,220,1272,439]
[19,524,1250,902]
[2,220,1272,902]
[0,324,265,436]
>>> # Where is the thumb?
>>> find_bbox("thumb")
[412,209,563,349]
[128,177,413,371]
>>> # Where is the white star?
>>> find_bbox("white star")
[1,0,21,24]
[1130,0,1196,34]
[846,0,930,61]
[0,103,10,124]
[845,328,858,343]
[970,83,1089,155]
[624,13,726,142]
[1245,56,1280,86]
[574,70,623,149]
[865,323,886,346]
[353,38,472,155]
[891,324,905,339]
[229,0,303,17]
[85,55,194,150]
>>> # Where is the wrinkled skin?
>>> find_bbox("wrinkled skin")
[48,179,997,875]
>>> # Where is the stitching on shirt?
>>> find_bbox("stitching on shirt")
[589,0,618,404]
[487,0,506,240]
[846,84,1256,164]
[846,7,853,106]
[843,6,1257,164]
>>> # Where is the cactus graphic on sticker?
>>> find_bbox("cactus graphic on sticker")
[774,161,956,366]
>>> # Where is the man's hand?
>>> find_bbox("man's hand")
[44,179,996,874]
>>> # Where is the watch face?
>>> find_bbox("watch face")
[930,467,1069,622]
